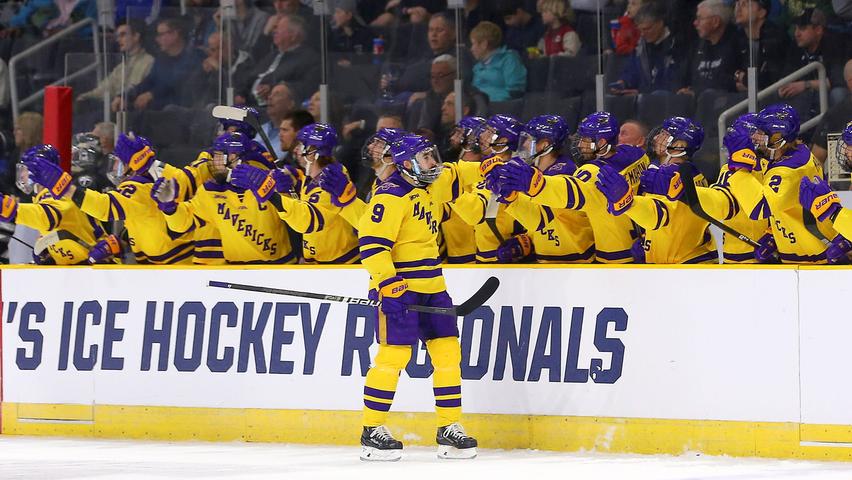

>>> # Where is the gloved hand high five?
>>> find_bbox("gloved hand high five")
[318,163,356,207]
[26,156,73,198]
[724,125,758,172]
[150,177,178,214]
[595,164,633,215]
[230,164,294,203]
[799,176,841,222]
[640,164,683,201]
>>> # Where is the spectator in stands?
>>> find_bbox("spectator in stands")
[678,0,745,96]
[409,54,457,132]
[12,112,42,164]
[190,31,253,108]
[617,4,685,94]
[237,14,318,106]
[394,12,471,95]
[78,20,154,104]
[259,0,320,51]
[186,0,217,51]
[618,119,648,148]
[536,0,581,57]
[329,0,373,55]
[470,21,527,102]
[811,59,852,164]
[733,0,788,89]
[113,17,203,111]
[118,0,163,25]
[9,0,97,36]
[437,90,479,159]
[90,122,115,156]
[463,0,501,35]
[610,0,643,56]
[256,83,296,160]
[278,109,314,166]
[780,8,849,108]
[498,0,546,54]
[228,0,270,59]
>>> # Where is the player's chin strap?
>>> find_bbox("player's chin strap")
[592,140,612,158]
[766,138,787,161]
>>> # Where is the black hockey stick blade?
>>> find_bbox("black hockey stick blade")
[802,207,830,244]
[208,276,500,317]
[678,163,761,249]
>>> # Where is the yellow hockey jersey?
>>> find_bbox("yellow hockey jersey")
[278,176,360,264]
[727,144,833,263]
[358,163,483,292]
[440,202,476,264]
[76,175,194,264]
[627,165,716,264]
[526,145,649,263]
[18,189,106,265]
[166,180,295,264]
[695,162,769,263]
[504,159,594,263]
[163,153,224,265]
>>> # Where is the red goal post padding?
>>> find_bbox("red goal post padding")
[43,86,73,173]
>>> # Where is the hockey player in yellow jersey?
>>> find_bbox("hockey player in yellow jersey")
[725,104,837,263]
[682,113,774,263]
[26,133,196,264]
[487,115,595,263]
[597,117,716,264]
[450,114,530,263]
[799,121,852,263]
[317,127,405,231]
[439,116,484,264]
[358,134,487,461]
[497,111,649,263]
[229,123,360,264]
[3,145,109,265]
[150,131,295,264]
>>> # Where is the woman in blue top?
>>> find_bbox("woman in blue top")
[469,21,527,102]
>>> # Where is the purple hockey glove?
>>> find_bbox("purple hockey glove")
[25,156,73,198]
[724,125,758,172]
[318,163,356,207]
[631,236,646,263]
[377,276,418,324]
[150,177,178,215]
[595,164,633,215]
[497,158,545,196]
[826,234,852,265]
[799,176,841,222]
[640,164,683,201]
[496,233,533,263]
[754,233,779,264]
[231,164,294,203]
[88,235,122,264]
[0,194,18,222]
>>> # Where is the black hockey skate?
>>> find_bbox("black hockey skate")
[360,426,403,461]
[436,422,477,459]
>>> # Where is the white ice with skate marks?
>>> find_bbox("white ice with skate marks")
[2,436,852,480]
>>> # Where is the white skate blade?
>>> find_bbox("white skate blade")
[360,446,402,461]
[437,445,477,459]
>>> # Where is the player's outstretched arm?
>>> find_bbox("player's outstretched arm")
[596,164,669,231]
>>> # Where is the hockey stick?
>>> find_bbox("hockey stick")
[208,276,500,317]
[484,194,506,244]
[677,163,762,249]
[802,208,831,244]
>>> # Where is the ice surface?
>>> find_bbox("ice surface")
[2,436,852,480]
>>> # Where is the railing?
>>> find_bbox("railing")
[9,18,100,119]
[717,62,828,166]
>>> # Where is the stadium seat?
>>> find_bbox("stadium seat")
[329,62,380,104]
[488,98,524,119]
[525,57,550,92]
[603,53,630,85]
[636,93,696,129]
[581,94,637,124]
[693,135,722,182]
[695,90,745,139]
[549,55,596,97]
[141,110,189,148]
[521,93,581,131]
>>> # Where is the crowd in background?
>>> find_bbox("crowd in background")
[0,0,850,263]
